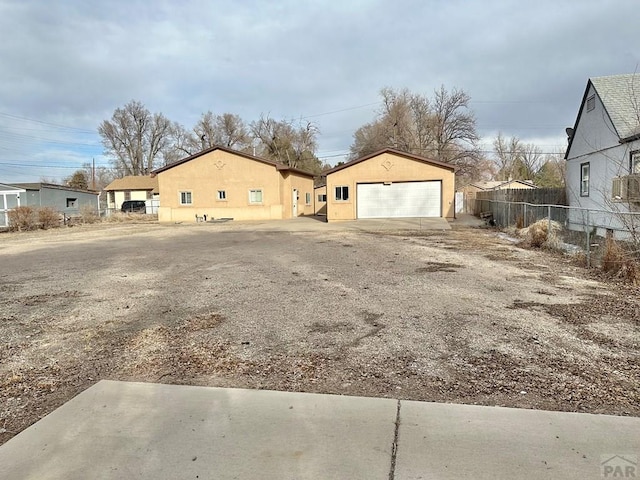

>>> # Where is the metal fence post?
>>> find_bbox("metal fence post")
[524,204,527,227]
[586,210,591,268]
[547,205,551,237]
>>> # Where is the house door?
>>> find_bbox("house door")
[292,189,298,217]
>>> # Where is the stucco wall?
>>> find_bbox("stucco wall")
[156,149,313,222]
[325,152,455,221]
[314,185,327,215]
[281,172,314,218]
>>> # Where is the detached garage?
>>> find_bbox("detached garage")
[324,148,456,221]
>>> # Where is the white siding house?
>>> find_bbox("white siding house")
[565,74,640,237]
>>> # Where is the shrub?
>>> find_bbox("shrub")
[8,206,37,231]
[601,236,638,284]
[38,207,60,229]
[519,219,562,249]
[79,204,100,224]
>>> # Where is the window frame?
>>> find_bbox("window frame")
[630,151,640,175]
[66,198,77,208]
[179,191,193,205]
[217,190,227,201]
[305,192,311,205]
[580,162,590,197]
[124,191,131,201]
[318,194,327,202]
[334,185,349,201]
[248,189,263,204]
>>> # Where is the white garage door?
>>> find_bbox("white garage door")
[357,181,441,218]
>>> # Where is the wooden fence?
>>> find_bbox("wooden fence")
[473,188,567,227]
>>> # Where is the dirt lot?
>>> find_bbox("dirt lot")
[1,220,639,445]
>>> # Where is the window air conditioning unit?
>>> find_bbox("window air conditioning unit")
[613,175,640,202]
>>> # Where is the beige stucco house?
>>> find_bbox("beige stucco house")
[152,146,315,222]
[104,176,159,211]
[323,148,456,221]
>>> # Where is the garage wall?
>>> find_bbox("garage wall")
[326,152,455,221]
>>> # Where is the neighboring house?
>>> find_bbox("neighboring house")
[9,183,99,216]
[323,148,456,221]
[458,180,537,213]
[104,176,159,213]
[151,146,315,222]
[0,183,26,228]
[314,184,327,215]
[565,73,640,236]
[461,179,537,194]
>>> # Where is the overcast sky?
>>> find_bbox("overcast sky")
[0,0,638,183]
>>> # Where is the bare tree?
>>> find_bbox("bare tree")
[98,100,173,176]
[251,115,321,172]
[349,86,484,183]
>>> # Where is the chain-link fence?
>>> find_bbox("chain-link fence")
[475,198,640,267]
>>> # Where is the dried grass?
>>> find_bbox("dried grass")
[518,219,563,249]
[8,206,37,231]
[38,207,61,229]
[601,236,639,284]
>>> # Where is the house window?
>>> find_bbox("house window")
[180,191,192,205]
[580,163,590,196]
[66,198,77,208]
[217,190,227,200]
[305,193,311,205]
[249,189,263,204]
[586,95,595,112]
[630,151,640,175]
[108,191,115,204]
[146,190,153,200]
[335,186,349,201]
[124,191,131,201]
[318,194,327,202]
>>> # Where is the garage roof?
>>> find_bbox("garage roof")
[324,148,458,175]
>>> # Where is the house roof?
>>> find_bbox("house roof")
[0,183,26,192]
[590,74,640,141]
[323,148,458,175]
[566,74,640,158]
[151,145,316,178]
[104,176,159,193]
[467,179,536,190]
[10,182,99,194]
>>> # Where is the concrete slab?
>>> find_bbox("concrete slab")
[0,381,397,480]
[395,401,640,480]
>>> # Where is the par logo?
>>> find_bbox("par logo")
[601,455,637,478]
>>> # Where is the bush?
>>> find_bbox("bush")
[8,206,37,231]
[38,207,60,229]
[519,219,562,249]
[601,236,638,284]
[79,204,100,224]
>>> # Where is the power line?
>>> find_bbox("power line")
[0,112,96,134]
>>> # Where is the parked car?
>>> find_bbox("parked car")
[121,200,146,213]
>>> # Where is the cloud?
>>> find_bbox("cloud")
[0,0,638,181]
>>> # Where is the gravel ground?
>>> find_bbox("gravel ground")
[1,221,639,445]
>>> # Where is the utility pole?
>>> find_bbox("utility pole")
[92,158,96,190]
